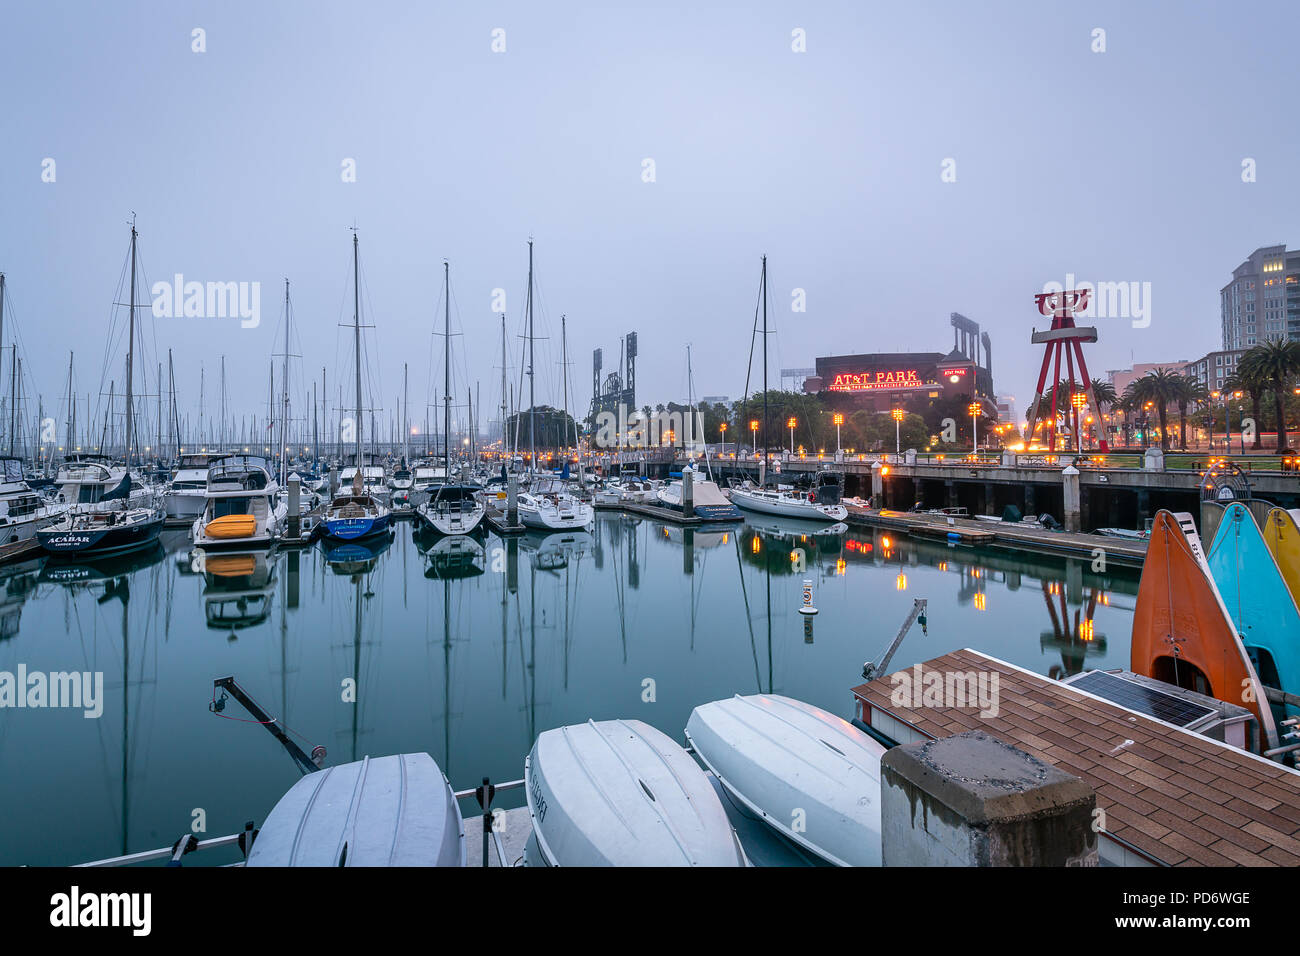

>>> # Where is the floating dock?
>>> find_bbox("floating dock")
[846,507,1147,566]
[853,648,1300,866]
[593,501,742,525]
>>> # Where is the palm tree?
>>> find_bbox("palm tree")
[1226,359,1269,450]
[1128,368,1184,451]
[1242,341,1300,452]
[1170,374,1202,450]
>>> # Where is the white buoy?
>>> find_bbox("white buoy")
[798,578,818,615]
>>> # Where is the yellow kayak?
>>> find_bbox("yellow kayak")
[205,514,257,540]
[1262,507,1300,607]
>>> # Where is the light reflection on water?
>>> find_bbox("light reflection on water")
[0,515,1137,865]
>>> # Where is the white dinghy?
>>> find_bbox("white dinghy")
[685,694,885,867]
[246,753,464,867]
[524,719,746,867]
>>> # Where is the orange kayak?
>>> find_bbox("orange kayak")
[205,553,258,577]
[205,514,258,540]
[1130,510,1278,753]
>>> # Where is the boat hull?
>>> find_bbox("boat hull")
[1208,503,1300,719]
[38,512,164,557]
[729,488,848,522]
[1130,510,1278,751]
[686,694,886,867]
[1262,507,1300,610]
[524,718,745,867]
[246,753,464,867]
[322,512,391,541]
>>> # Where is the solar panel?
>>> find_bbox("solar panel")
[1069,671,1217,728]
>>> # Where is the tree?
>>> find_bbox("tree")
[1225,361,1268,450]
[1242,341,1300,452]
[1128,368,1184,451]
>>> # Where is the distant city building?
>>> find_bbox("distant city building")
[779,368,815,391]
[1187,349,1246,395]
[996,393,1017,423]
[699,395,730,406]
[805,349,992,413]
[1107,361,1190,397]
[1221,244,1300,350]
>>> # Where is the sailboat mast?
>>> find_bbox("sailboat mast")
[761,254,768,462]
[443,260,451,479]
[281,279,291,485]
[527,240,535,470]
[402,363,409,464]
[352,232,363,466]
[561,315,569,453]
[124,220,138,464]
[500,315,508,451]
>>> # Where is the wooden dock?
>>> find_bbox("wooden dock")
[845,507,1147,566]
[0,537,43,567]
[593,501,742,525]
[853,649,1300,866]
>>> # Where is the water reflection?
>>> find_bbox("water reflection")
[0,514,1138,865]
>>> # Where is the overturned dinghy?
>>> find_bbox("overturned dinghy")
[686,694,885,867]
[524,719,746,866]
[246,753,464,867]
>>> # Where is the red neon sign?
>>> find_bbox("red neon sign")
[828,369,926,392]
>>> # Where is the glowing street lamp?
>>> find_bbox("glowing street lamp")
[1071,391,1087,452]
[968,402,981,455]
[787,417,797,455]
[832,413,844,454]
[891,407,905,455]
[749,419,758,456]
[719,421,728,456]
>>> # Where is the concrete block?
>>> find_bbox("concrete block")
[881,730,1097,867]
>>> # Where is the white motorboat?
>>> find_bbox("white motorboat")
[190,455,287,549]
[417,484,486,537]
[523,718,747,867]
[164,452,225,520]
[246,753,464,867]
[0,456,65,546]
[657,474,743,521]
[685,694,886,867]
[728,471,849,522]
[51,455,156,513]
[517,476,594,531]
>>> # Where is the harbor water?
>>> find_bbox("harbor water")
[0,514,1137,866]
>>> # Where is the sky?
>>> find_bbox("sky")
[1,0,1297,440]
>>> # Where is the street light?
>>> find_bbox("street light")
[832,413,844,455]
[719,421,727,456]
[1071,392,1087,452]
[968,402,981,455]
[749,419,758,456]
[787,417,797,455]
[891,407,905,455]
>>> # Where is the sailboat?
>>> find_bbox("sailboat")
[321,232,393,543]
[1206,502,1300,721]
[512,240,592,532]
[1129,509,1279,755]
[38,219,165,558]
[417,261,485,537]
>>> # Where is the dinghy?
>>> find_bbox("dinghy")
[685,694,886,867]
[1130,510,1279,753]
[523,719,746,867]
[246,753,464,866]
[1207,502,1300,721]
[1262,507,1300,609]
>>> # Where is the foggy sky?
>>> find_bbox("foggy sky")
[2,0,1297,437]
